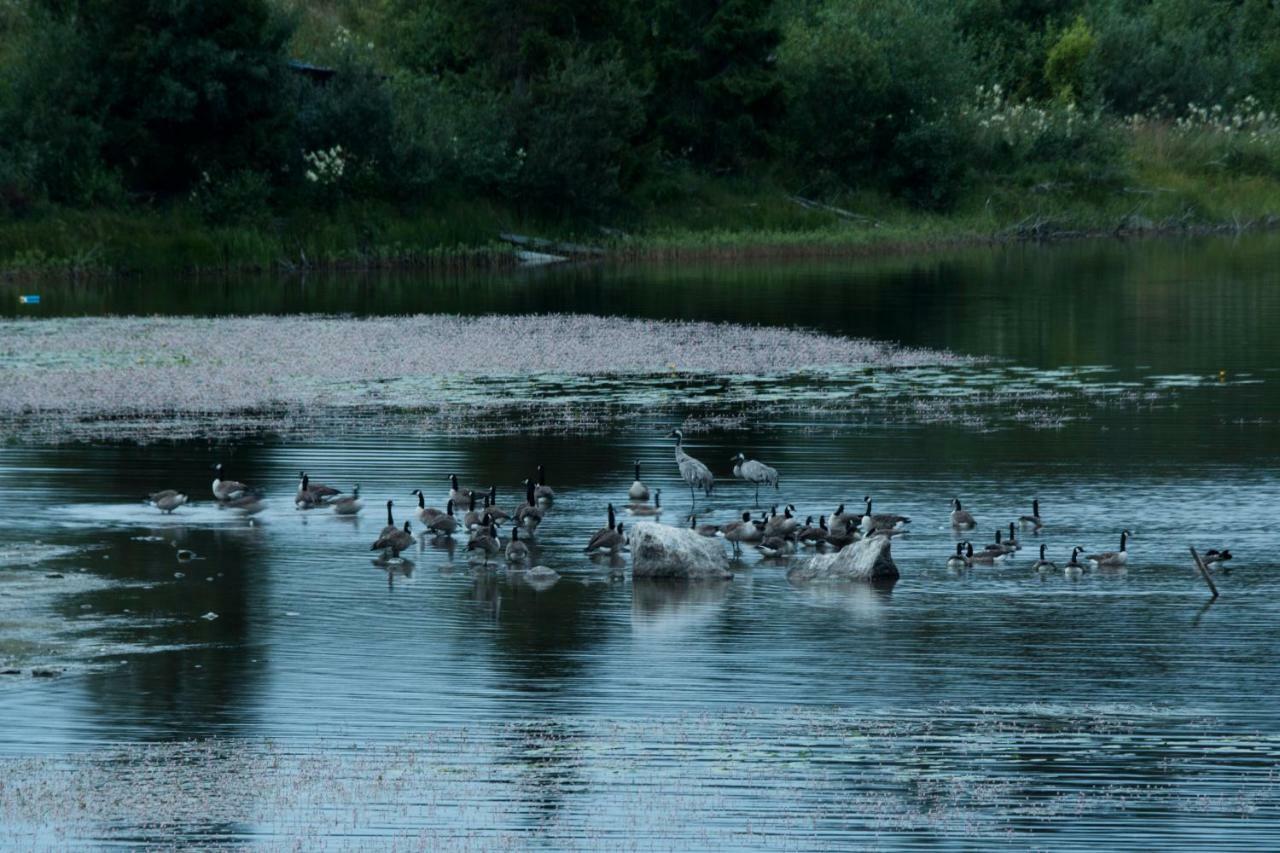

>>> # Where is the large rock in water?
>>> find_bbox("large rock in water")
[629,523,732,581]
[787,535,898,584]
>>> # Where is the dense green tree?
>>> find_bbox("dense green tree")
[644,0,783,169]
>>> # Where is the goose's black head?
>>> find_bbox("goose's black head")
[741,511,751,522]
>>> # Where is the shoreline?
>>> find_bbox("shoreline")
[2,205,1277,283]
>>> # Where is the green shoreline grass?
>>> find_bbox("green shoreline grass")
[3,153,1280,279]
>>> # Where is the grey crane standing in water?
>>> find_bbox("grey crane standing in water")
[668,429,715,508]
[731,452,779,508]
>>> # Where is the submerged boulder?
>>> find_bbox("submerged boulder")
[787,535,898,584]
[628,523,732,581]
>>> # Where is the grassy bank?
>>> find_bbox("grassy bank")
[3,125,1280,278]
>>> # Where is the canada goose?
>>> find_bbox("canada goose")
[1087,530,1130,567]
[1031,543,1056,571]
[825,518,861,549]
[147,490,188,514]
[411,489,441,524]
[629,462,649,502]
[690,515,720,537]
[463,492,484,530]
[966,541,1002,565]
[331,485,363,516]
[587,519,626,555]
[372,519,414,559]
[798,515,829,547]
[485,486,512,524]
[757,533,796,558]
[1204,549,1233,572]
[984,529,1011,556]
[505,526,529,563]
[668,429,714,506]
[534,465,555,502]
[297,471,339,503]
[448,474,474,507]
[1005,522,1022,552]
[1064,546,1086,577]
[720,511,764,555]
[765,505,800,537]
[861,496,910,532]
[830,504,863,532]
[467,522,502,564]
[295,474,332,509]
[426,500,458,537]
[1019,499,1043,530]
[586,505,618,552]
[516,479,544,532]
[629,489,662,516]
[731,452,779,507]
[950,498,977,530]
[211,464,252,502]
[947,542,971,569]
[222,493,265,515]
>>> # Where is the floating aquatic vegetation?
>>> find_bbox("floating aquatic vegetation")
[0,314,1216,443]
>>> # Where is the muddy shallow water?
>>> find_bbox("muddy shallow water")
[1,235,1279,848]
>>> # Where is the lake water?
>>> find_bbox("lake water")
[2,236,1279,848]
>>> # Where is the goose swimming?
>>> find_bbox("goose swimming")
[467,522,503,564]
[516,479,545,532]
[690,515,721,537]
[947,542,971,569]
[1031,543,1056,571]
[1019,499,1043,530]
[1087,530,1130,568]
[950,498,976,530]
[1064,546,1086,578]
[505,526,530,563]
[297,471,339,504]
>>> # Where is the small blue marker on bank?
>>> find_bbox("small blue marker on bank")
[18,295,40,305]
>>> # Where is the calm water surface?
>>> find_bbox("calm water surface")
[1,236,1278,848]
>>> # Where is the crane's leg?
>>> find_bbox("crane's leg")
[754,483,760,508]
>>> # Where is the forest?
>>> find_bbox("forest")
[3,0,1280,272]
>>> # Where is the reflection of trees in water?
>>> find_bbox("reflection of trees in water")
[69,443,275,743]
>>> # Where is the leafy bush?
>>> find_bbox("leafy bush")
[779,0,978,208]
[1044,16,1095,104]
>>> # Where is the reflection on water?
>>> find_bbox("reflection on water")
[2,235,1279,846]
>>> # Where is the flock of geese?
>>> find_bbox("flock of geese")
[144,431,1234,577]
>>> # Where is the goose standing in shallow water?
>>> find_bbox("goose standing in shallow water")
[629,462,650,502]
[485,486,512,525]
[629,489,662,516]
[448,474,474,507]
[516,480,545,532]
[668,429,714,507]
[720,511,763,555]
[950,498,976,530]
[211,464,253,502]
[331,485,363,516]
[1087,530,1130,567]
[411,490,441,525]
[426,500,458,538]
[1031,543,1056,571]
[467,522,503,564]
[586,505,618,552]
[371,502,414,558]
[731,452,779,507]
[1020,499,1043,530]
